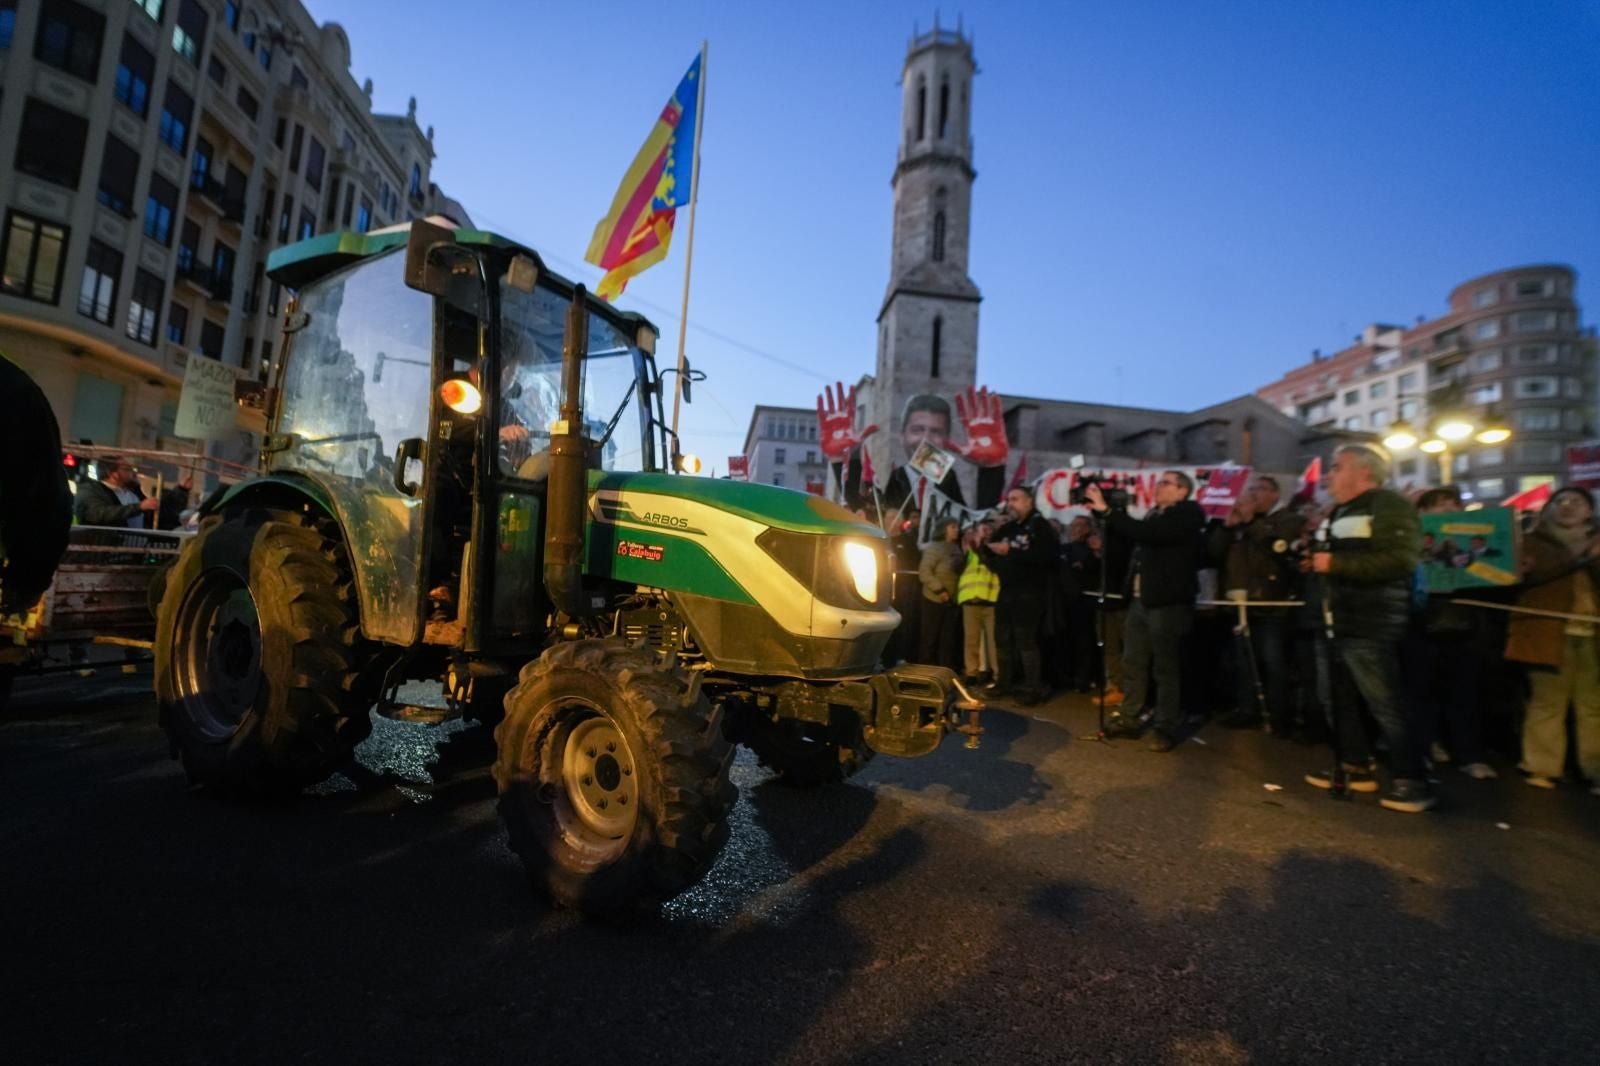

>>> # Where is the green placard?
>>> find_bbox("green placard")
[1420,507,1519,592]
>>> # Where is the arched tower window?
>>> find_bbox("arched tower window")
[916,78,927,142]
[931,316,943,378]
[932,212,946,262]
[409,163,422,199]
[939,79,950,139]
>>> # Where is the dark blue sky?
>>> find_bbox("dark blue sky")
[314,0,1599,462]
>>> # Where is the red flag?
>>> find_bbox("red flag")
[860,442,876,489]
[1503,482,1553,512]
[1005,453,1029,495]
[1292,457,1321,504]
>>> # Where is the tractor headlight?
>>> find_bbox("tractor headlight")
[840,540,878,603]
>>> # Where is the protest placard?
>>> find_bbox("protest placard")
[1567,441,1600,491]
[174,356,241,440]
[1419,507,1519,592]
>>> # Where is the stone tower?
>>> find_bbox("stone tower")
[869,22,982,499]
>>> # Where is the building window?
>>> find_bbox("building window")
[1370,409,1391,428]
[773,472,785,487]
[236,87,259,122]
[1515,277,1550,298]
[1474,349,1502,372]
[1473,288,1498,308]
[131,1,163,22]
[223,0,239,31]
[20,100,88,192]
[298,208,314,240]
[77,239,122,324]
[258,45,270,71]
[932,211,946,262]
[1472,319,1501,340]
[1566,409,1585,432]
[126,269,162,345]
[278,195,294,242]
[266,280,279,316]
[1513,310,1557,333]
[1515,345,1555,366]
[774,447,786,465]
[915,78,926,142]
[166,301,188,344]
[1468,382,1503,405]
[159,80,194,153]
[205,54,226,87]
[1398,459,1418,479]
[1564,377,1583,399]
[1,0,17,50]
[114,35,155,117]
[1474,447,1504,468]
[931,315,942,378]
[1343,416,1362,430]
[1399,399,1419,419]
[288,123,304,172]
[190,135,212,190]
[34,0,104,83]
[97,134,140,217]
[1517,409,1560,432]
[1,211,70,303]
[211,241,235,296]
[341,185,355,227]
[172,0,207,66]
[1516,442,1562,465]
[198,319,224,359]
[1397,372,1417,393]
[1476,477,1504,499]
[805,449,817,463]
[1343,389,1359,406]
[1368,380,1387,399]
[938,79,950,139]
[176,219,198,271]
[290,64,308,89]
[356,199,372,233]
[409,163,423,200]
[144,174,177,244]
[1514,376,1558,399]
[305,137,325,191]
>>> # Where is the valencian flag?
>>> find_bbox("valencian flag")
[585,54,702,301]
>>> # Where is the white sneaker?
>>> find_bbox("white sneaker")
[1429,742,1451,765]
[1460,762,1498,780]
[1525,774,1557,790]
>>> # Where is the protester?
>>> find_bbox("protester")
[884,507,923,666]
[1287,499,1332,746]
[957,519,1001,685]
[917,517,964,671]
[1504,486,1600,794]
[1092,524,1131,706]
[0,354,73,614]
[1302,445,1431,812]
[1086,471,1205,751]
[1060,515,1101,691]
[72,456,164,529]
[1408,486,1497,780]
[986,486,1057,705]
[1211,475,1304,736]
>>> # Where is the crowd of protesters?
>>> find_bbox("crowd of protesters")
[861,443,1600,814]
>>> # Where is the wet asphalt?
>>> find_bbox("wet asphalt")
[3,670,1598,1066]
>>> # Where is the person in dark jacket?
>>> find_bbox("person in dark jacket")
[1302,445,1430,812]
[1087,471,1206,750]
[1210,475,1305,734]
[917,517,964,670]
[73,457,163,528]
[1,354,73,614]
[985,485,1058,705]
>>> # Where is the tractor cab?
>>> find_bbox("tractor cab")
[258,221,664,658]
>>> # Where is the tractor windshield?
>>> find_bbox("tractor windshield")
[497,278,658,475]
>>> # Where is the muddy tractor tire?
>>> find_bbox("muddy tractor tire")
[494,639,735,914]
[745,716,876,788]
[154,507,373,797]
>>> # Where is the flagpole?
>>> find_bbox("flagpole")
[669,40,709,465]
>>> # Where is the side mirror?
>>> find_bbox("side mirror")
[403,219,457,296]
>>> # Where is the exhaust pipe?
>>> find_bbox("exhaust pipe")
[543,285,590,618]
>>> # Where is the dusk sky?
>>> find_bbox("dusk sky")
[314,0,1598,465]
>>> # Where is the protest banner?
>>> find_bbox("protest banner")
[917,483,990,546]
[174,355,241,440]
[727,455,749,481]
[1419,507,1519,592]
[1195,466,1253,520]
[1567,441,1600,491]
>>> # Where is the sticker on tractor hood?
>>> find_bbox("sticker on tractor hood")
[593,498,706,536]
[617,540,666,562]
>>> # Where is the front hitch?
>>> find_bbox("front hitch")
[862,663,985,757]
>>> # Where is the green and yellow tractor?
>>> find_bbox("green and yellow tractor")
[154,221,981,913]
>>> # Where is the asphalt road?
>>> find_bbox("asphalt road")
[4,670,1598,1065]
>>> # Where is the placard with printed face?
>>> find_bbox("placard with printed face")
[1419,507,1519,592]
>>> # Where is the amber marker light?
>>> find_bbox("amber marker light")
[440,378,482,415]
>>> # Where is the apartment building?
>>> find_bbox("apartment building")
[740,404,826,491]
[1257,266,1591,497]
[0,0,469,466]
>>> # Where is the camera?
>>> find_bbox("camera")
[1070,474,1130,510]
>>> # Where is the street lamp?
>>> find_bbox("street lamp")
[1382,401,1512,486]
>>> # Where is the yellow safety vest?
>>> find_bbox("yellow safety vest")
[957,549,1000,605]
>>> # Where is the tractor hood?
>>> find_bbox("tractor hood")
[589,471,881,538]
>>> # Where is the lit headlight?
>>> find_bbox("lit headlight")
[841,540,878,603]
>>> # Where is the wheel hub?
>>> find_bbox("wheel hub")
[560,715,638,839]
[177,572,262,741]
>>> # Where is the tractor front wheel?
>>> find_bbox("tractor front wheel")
[493,639,734,913]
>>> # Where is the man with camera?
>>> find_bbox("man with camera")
[1301,444,1430,812]
[985,485,1057,705]
[1085,471,1206,751]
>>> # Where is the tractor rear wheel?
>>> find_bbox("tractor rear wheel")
[744,716,875,787]
[493,639,734,913]
[155,508,373,797]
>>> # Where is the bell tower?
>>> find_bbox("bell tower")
[870,20,982,486]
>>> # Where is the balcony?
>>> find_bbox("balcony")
[189,175,247,227]
[175,262,234,305]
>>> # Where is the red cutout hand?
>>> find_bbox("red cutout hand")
[816,381,878,463]
[952,385,1008,468]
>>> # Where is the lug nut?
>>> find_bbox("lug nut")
[598,799,608,809]
[586,747,596,758]
[606,741,616,753]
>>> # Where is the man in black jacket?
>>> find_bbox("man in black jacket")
[985,484,1058,705]
[1087,471,1206,750]
[1,355,73,614]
